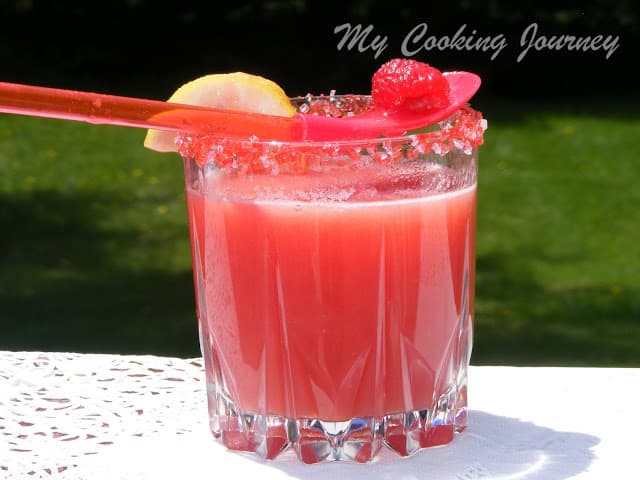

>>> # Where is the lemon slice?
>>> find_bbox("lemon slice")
[144,72,296,152]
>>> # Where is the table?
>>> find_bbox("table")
[1,351,638,479]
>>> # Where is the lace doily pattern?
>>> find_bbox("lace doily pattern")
[2,353,630,479]
[0,351,207,479]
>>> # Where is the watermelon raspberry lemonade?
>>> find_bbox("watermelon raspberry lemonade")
[0,59,484,463]
[148,59,485,463]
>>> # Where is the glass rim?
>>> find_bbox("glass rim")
[177,98,485,150]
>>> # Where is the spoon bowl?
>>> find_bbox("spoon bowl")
[298,72,481,141]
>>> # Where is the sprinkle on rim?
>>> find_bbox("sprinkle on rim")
[178,101,486,176]
[143,72,296,153]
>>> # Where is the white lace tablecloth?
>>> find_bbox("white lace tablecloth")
[1,351,638,479]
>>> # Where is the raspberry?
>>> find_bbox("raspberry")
[371,59,450,112]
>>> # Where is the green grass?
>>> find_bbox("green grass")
[1,101,639,365]
[0,117,197,356]
[473,99,640,366]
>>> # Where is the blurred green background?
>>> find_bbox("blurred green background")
[1,1,638,365]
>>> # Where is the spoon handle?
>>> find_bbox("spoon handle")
[0,81,302,141]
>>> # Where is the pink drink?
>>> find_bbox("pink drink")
[180,102,484,463]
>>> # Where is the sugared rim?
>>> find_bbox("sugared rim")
[176,96,486,174]
[177,96,486,149]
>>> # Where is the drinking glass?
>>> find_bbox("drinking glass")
[179,96,485,463]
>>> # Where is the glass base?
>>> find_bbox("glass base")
[206,379,468,463]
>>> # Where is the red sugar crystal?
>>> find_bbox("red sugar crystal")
[178,100,485,175]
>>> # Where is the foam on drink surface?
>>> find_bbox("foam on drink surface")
[192,159,475,205]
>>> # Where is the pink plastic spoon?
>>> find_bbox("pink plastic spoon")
[0,72,480,143]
